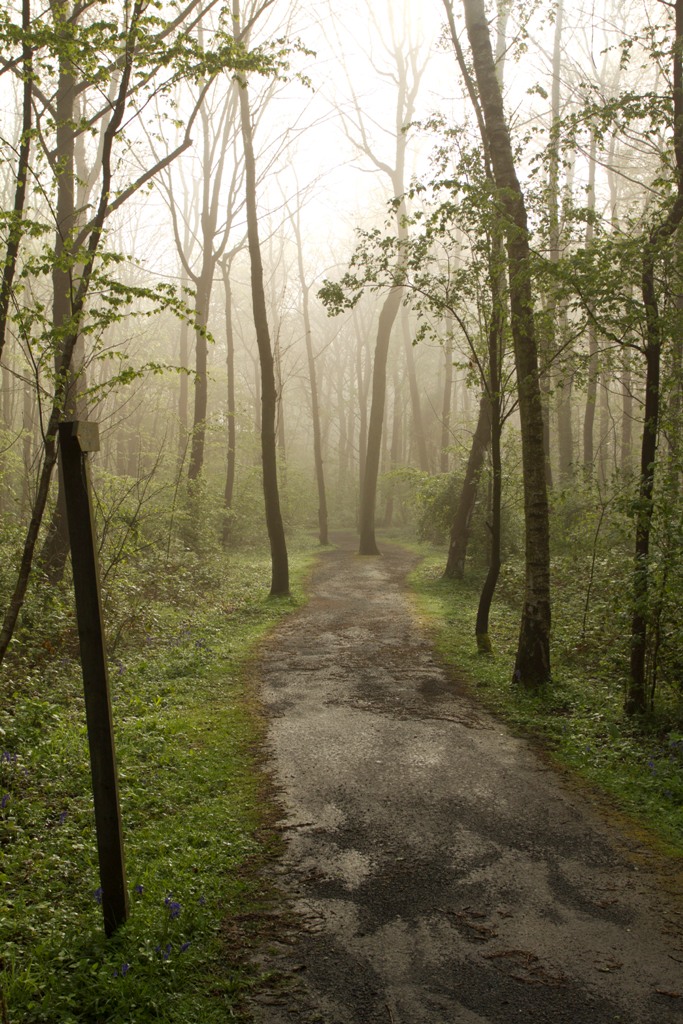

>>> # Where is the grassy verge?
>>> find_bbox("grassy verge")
[408,548,683,861]
[0,544,317,1024]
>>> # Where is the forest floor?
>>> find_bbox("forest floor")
[246,532,683,1024]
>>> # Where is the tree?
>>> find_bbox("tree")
[236,55,289,595]
[290,204,329,545]
[461,0,551,687]
[0,0,276,660]
[627,0,683,714]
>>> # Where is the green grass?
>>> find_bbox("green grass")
[0,544,317,1024]
[408,549,683,861]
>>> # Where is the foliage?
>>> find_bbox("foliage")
[0,533,315,1023]
[409,551,683,856]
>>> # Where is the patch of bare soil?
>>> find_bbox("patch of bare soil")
[247,533,683,1024]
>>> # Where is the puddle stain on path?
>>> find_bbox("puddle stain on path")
[250,535,683,1024]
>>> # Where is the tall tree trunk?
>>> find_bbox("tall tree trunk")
[443,395,491,578]
[582,134,599,475]
[620,355,633,476]
[355,317,369,502]
[294,224,329,545]
[187,272,211,480]
[462,0,551,688]
[440,330,454,473]
[40,0,78,580]
[0,0,32,363]
[401,313,430,471]
[221,261,237,541]
[556,311,574,481]
[383,356,402,527]
[359,287,404,554]
[475,311,503,651]
[238,77,289,595]
[597,374,610,485]
[0,0,145,660]
[627,0,683,714]
[178,284,190,468]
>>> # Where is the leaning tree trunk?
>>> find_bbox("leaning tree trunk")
[238,78,289,595]
[462,0,551,688]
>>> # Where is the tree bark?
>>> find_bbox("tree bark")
[440,330,454,473]
[293,216,329,545]
[401,314,430,472]
[359,287,404,554]
[462,0,551,687]
[221,260,237,541]
[443,395,491,578]
[475,311,503,651]
[627,0,683,714]
[0,0,32,363]
[238,78,289,595]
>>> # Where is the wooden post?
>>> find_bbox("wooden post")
[58,420,129,937]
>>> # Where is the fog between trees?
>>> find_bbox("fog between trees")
[1,0,683,714]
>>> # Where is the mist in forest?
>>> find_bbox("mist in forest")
[0,0,681,702]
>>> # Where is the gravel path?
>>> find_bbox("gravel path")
[249,534,683,1024]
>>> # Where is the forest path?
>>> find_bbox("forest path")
[248,533,682,1024]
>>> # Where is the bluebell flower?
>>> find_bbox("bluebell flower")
[121,963,130,976]
[180,942,191,953]
[168,901,181,920]
[94,887,104,904]
[1,794,9,810]
[134,883,144,895]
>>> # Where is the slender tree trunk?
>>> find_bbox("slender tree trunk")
[556,312,574,481]
[620,355,633,476]
[582,134,599,476]
[178,289,190,468]
[475,392,502,649]
[188,272,211,481]
[40,1,77,580]
[21,381,35,512]
[440,331,454,473]
[0,0,32,363]
[296,249,329,545]
[383,356,402,527]
[443,395,491,578]
[597,374,610,485]
[355,318,369,501]
[627,0,683,714]
[222,263,237,540]
[402,314,430,471]
[462,0,551,687]
[359,287,404,554]
[238,78,289,595]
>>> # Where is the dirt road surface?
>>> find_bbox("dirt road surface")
[249,535,683,1024]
